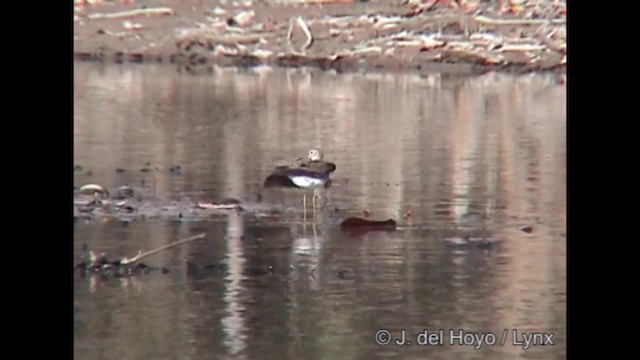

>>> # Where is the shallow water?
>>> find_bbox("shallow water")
[74,63,566,360]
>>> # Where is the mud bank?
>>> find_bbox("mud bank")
[74,0,566,75]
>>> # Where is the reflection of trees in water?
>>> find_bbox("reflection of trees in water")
[74,65,566,358]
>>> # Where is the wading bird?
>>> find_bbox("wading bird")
[263,149,336,220]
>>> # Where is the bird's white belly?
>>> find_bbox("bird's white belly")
[290,176,324,188]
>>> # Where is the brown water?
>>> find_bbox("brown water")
[74,63,566,360]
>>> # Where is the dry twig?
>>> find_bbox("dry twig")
[120,233,206,265]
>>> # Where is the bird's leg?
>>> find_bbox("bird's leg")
[315,189,321,207]
[302,193,307,223]
[315,188,324,219]
[312,189,317,219]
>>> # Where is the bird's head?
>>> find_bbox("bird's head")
[307,149,323,161]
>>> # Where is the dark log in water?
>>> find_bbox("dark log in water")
[340,217,397,234]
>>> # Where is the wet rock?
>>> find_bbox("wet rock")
[169,165,182,175]
[520,226,533,233]
[245,265,274,276]
[116,185,135,198]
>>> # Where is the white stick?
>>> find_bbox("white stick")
[120,233,206,265]
[296,17,314,50]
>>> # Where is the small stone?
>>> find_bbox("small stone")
[228,10,255,27]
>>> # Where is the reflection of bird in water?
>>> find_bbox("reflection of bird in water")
[263,149,336,220]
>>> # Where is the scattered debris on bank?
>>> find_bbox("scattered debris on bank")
[74,0,566,74]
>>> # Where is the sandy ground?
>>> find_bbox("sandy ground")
[74,0,566,74]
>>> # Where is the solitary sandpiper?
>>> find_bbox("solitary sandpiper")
[263,148,336,219]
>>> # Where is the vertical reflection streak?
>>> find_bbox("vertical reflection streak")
[221,112,248,358]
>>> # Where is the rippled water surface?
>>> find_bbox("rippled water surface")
[74,63,566,360]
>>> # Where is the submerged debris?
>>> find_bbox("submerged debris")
[444,236,500,251]
[75,233,206,278]
[79,183,110,198]
[196,198,243,211]
[169,165,182,175]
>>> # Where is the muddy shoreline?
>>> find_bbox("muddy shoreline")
[74,0,565,75]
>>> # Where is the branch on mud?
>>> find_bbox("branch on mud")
[87,7,174,21]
